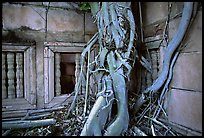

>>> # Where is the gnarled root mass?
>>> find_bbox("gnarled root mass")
[68,2,194,136]
[144,2,193,94]
[75,2,137,136]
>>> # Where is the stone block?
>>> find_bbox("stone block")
[143,2,168,26]
[85,34,96,42]
[182,10,202,53]
[48,2,79,10]
[47,9,84,33]
[167,89,202,131]
[143,2,184,38]
[14,30,45,42]
[169,11,202,53]
[15,2,43,6]
[169,2,184,19]
[2,29,45,43]
[143,22,165,38]
[61,53,75,63]
[2,4,46,31]
[85,13,97,34]
[168,16,180,40]
[46,31,84,42]
[171,53,202,92]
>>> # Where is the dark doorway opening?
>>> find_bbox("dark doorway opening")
[60,53,76,94]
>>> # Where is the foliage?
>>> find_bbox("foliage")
[79,2,91,12]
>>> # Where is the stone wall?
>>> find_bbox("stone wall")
[142,2,202,135]
[2,2,97,43]
[167,5,202,134]
[2,2,97,109]
[2,2,202,134]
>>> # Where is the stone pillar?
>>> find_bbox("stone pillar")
[16,53,24,98]
[146,71,152,88]
[81,59,87,95]
[151,50,158,81]
[75,53,80,86]
[146,51,152,88]
[7,52,15,99]
[89,50,96,94]
[156,49,160,74]
[2,53,7,99]
[55,53,61,96]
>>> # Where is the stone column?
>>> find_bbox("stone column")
[151,50,158,81]
[81,59,87,95]
[7,52,15,99]
[2,53,7,99]
[75,53,80,87]
[55,53,61,96]
[146,52,152,88]
[16,53,24,98]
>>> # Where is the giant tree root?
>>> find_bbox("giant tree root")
[80,76,114,136]
[144,2,193,93]
[80,71,129,136]
[79,2,137,136]
[104,69,129,136]
[80,95,114,136]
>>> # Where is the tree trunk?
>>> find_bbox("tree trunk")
[79,2,137,136]
[68,2,194,136]
[69,1,194,136]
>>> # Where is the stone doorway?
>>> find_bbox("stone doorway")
[60,53,76,95]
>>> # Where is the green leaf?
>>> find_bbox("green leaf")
[79,2,91,12]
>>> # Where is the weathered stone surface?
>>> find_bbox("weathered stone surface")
[36,41,45,109]
[61,53,75,63]
[144,35,162,43]
[169,2,184,19]
[168,16,180,41]
[6,2,80,10]
[2,29,45,44]
[46,31,84,42]
[182,10,202,53]
[14,30,45,42]
[85,34,96,42]
[12,2,43,6]
[145,40,162,49]
[48,2,79,10]
[169,10,202,53]
[143,22,165,38]
[143,2,168,26]
[167,89,202,131]
[171,53,202,92]
[47,8,84,33]
[85,13,97,34]
[2,4,46,31]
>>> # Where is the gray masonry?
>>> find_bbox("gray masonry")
[143,2,202,133]
[2,2,97,110]
[2,2,202,135]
